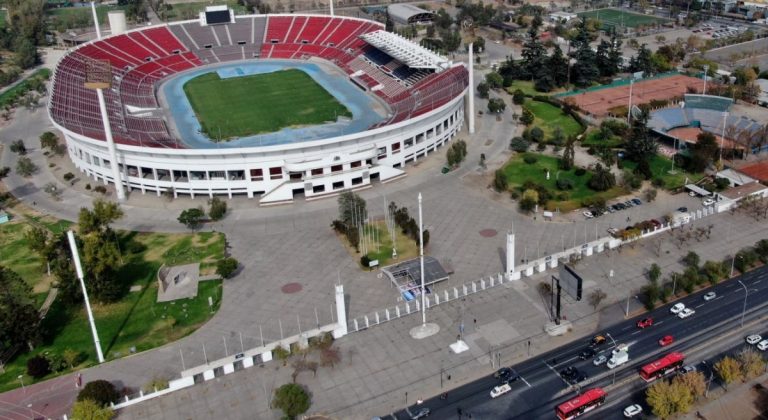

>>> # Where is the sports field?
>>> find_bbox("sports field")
[577,8,670,29]
[183,69,352,140]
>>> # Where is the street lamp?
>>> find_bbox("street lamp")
[738,279,748,328]
[730,253,743,277]
[17,375,24,392]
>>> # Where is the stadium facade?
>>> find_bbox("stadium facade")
[49,13,469,204]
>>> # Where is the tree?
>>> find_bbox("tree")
[560,137,575,170]
[15,157,37,177]
[208,197,227,221]
[63,349,83,369]
[520,108,534,125]
[337,191,367,227]
[487,98,506,113]
[440,30,461,53]
[588,163,615,191]
[738,348,766,380]
[570,20,599,87]
[493,169,508,192]
[547,45,569,87]
[0,167,10,179]
[0,266,41,354]
[10,139,26,155]
[477,81,490,99]
[510,137,530,153]
[683,251,700,268]
[630,44,655,75]
[715,356,743,389]
[272,383,311,420]
[178,207,205,230]
[625,110,657,171]
[26,355,50,379]
[216,257,239,279]
[519,189,539,212]
[320,346,341,368]
[13,38,39,69]
[644,188,658,202]
[689,131,719,172]
[521,27,546,79]
[673,371,706,401]
[646,378,694,418]
[40,132,59,152]
[588,288,607,309]
[77,201,125,302]
[648,263,661,283]
[512,89,525,105]
[485,72,503,89]
[77,380,119,407]
[702,260,726,284]
[71,399,115,420]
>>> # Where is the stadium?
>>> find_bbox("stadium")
[48,8,469,204]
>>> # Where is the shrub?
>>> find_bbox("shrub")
[714,177,730,190]
[71,400,114,420]
[510,190,520,200]
[208,197,227,221]
[27,355,50,379]
[77,380,119,407]
[652,177,665,187]
[216,257,239,279]
[512,89,525,105]
[142,376,169,393]
[272,383,311,419]
[493,169,508,192]
[523,155,538,164]
[360,254,371,267]
[574,168,586,176]
[63,172,75,181]
[85,184,92,190]
[93,186,107,194]
[536,142,546,151]
[509,137,530,152]
[45,353,68,373]
[273,346,290,361]
[9,139,26,155]
[586,147,596,155]
[528,127,545,143]
[556,178,574,190]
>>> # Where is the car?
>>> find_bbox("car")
[624,404,643,417]
[573,372,589,383]
[631,198,642,206]
[650,219,662,228]
[590,334,607,347]
[681,365,696,374]
[617,203,628,210]
[560,366,579,381]
[613,203,624,211]
[703,198,715,206]
[659,335,674,346]
[636,317,654,329]
[678,308,695,319]
[500,369,519,383]
[583,210,594,219]
[703,291,716,301]
[670,303,686,314]
[759,340,768,351]
[593,354,608,366]
[677,207,688,213]
[579,348,596,360]
[624,200,634,208]
[607,206,616,213]
[613,343,629,355]
[490,384,512,398]
[591,208,604,217]
[689,191,698,197]
[607,227,619,236]
[411,407,431,419]
[494,367,512,379]
[747,334,763,345]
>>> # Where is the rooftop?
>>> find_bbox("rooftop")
[360,30,449,70]
[719,181,768,200]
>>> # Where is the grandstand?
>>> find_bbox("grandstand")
[648,94,763,152]
[48,12,469,204]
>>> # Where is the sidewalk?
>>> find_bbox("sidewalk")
[681,373,768,420]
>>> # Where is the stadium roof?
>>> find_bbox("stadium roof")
[360,30,449,71]
[387,4,434,25]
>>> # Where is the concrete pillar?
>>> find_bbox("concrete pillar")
[506,231,515,279]
[467,43,475,134]
[332,284,347,338]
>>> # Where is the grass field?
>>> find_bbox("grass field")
[0,228,225,392]
[621,154,704,189]
[183,69,352,140]
[577,8,670,29]
[502,153,627,212]
[0,11,5,29]
[162,0,247,21]
[523,100,584,139]
[581,129,625,148]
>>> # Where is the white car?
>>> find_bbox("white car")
[593,354,608,366]
[490,383,512,398]
[703,198,715,206]
[583,210,594,219]
[623,404,643,418]
[703,291,716,301]
[678,308,695,319]
[759,340,768,351]
[747,334,763,345]
[670,303,686,314]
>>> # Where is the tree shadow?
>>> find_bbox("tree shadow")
[751,382,768,420]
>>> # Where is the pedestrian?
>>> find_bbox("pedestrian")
[447,375,451,381]
[473,318,477,328]
[626,216,631,222]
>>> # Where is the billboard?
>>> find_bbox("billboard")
[559,264,583,301]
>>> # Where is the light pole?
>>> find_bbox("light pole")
[17,375,25,392]
[67,231,105,363]
[738,279,748,328]
[703,64,709,95]
[672,273,677,296]
[730,253,742,277]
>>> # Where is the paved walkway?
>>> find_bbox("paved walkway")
[1,52,767,420]
[681,373,768,420]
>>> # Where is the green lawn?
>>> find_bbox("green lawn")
[0,11,5,29]
[502,153,627,212]
[506,80,540,97]
[524,99,584,139]
[357,220,418,269]
[183,69,352,140]
[0,230,226,392]
[0,68,50,108]
[577,8,671,29]
[581,129,625,148]
[621,154,704,189]
[47,5,126,32]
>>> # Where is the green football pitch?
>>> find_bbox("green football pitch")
[182,69,352,140]
[577,8,670,29]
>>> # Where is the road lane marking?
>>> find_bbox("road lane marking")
[632,330,642,335]
[622,325,633,331]
[520,375,532,388]
[696,304,705,308]
[655,320,664,325]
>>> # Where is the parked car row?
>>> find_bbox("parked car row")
[584,198,643,219]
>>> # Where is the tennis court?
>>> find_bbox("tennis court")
[577,8,670,29]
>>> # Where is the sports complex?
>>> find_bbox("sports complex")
[48,10,469,204]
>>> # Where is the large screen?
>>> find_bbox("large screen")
[206,10,231,25]
[559,264,583,301]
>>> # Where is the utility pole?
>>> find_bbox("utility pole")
[67,231,105,363]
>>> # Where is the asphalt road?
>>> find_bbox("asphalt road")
[383,264,768,420]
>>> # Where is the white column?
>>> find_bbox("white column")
[506,231,515,276]
[332,284,347,338]
[67,231,105,363]
[419,193,427,326]
[467,43,475,134]
[329,0,334,16]
[627,79,634,125]
[96,89,126,201]
[91,1,102,39]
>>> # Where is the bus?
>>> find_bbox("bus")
[555,388,607,420]
[639,352,685,382]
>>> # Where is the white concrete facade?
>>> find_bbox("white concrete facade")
[57,92,465,204]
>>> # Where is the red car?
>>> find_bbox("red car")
[636,317,654,329]
[659,335,674,346]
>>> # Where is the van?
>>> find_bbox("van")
[607,351,629,369]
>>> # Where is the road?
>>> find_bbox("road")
[383,264,768,420]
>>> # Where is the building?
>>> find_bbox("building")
[549,11,579,23]
[715,181,768,211]
[387,4,434,26]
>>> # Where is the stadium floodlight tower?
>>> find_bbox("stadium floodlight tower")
[85,59,126,201]
[409,193,439,340]
[460,19,476,134]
